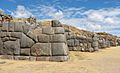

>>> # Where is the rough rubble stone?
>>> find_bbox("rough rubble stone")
[74,39,79,46]
[31,43,52,56]
[51,43,68,56]
[67,39,74,47]
[20,33,35,48]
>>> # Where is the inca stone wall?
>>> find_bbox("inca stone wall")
[65,31,99,52]
[0,20,69,62]
[65,27,119,52]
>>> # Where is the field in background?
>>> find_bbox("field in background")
[0,46,120,73]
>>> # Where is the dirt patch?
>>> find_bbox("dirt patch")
[0,46,120,73]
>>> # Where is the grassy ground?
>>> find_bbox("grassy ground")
[0,46,120,73]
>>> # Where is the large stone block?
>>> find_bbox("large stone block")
[14,22,23,32]
[14,56,30,60]
[1,23,8,31]
[20,33,35,48]
[4,40,20,55]
[20,48,30,56]
[51,20,62,27]
[37,34,49,43]
[27,31,38,42]
[49,56,69,62]
[50,34,66,43]
[51,43,68,56]
[42,27,54,35]
[22,24,30,34]
[31,43,52,56]
[53,27,65,34]
[36,56,50,61]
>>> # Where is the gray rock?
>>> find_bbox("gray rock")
[51,43,68,56]
[51,20,62,27]
[67,39,74,47]
[31,43,52,56]
[20,48,30,56]
[92,41,98,47]
[22,24,30,34]
[20,33,35,48]
[50,34,66,43]
[37,34,49,43]
[9,37,17,41]
[53,27,65,34]
[36,56,50,61]
[42,27,54,35]
[0,38,4,54]
[50,56,69,62]
[4,40,20,55]
[74,39,79,46]
[1,37,9,42]
[27,31,38,42]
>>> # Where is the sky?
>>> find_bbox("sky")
[0,0,120,36]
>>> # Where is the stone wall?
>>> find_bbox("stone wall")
[65,28,119,52]
[0,20,69,62]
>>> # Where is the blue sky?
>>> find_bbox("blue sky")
[0,0,120,36]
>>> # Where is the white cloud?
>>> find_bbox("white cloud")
[11,5,33,18]
[9,4,120,36]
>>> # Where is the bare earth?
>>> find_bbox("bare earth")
[0,46,120,73]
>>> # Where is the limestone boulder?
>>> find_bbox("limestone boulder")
[31,43,52,56]
[20,33,35,48]
[51,43,68,56]
[20,48,30,56]
[4,39,20,55]
[50,34,66,43]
